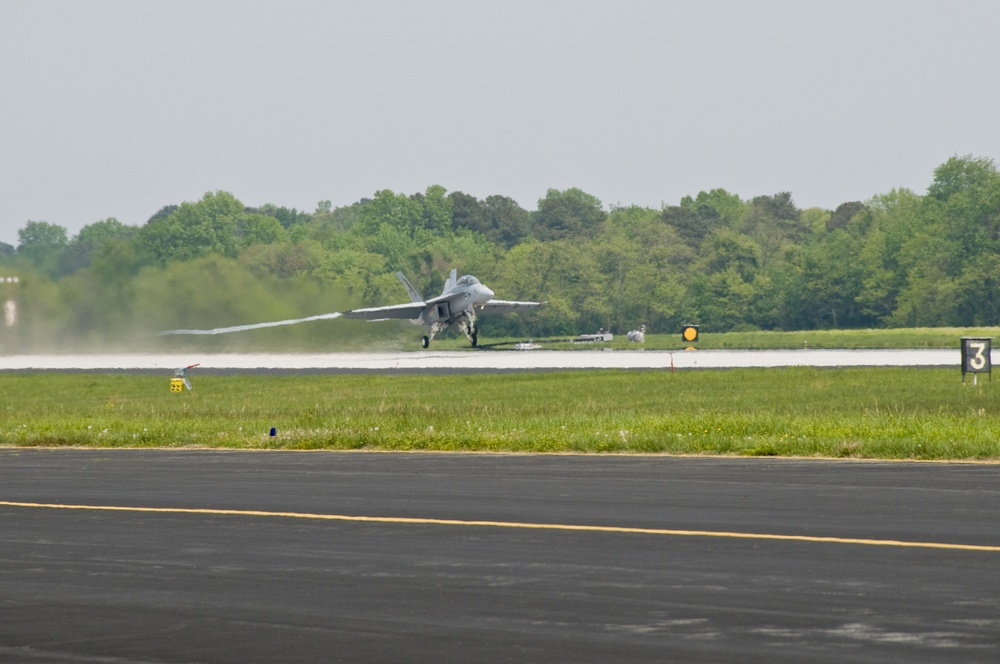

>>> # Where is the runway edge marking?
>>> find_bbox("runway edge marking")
[2,501,998,553]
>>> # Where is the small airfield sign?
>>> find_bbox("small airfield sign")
[960,337,992,383]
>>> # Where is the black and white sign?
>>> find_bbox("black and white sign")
[961,337,992,382]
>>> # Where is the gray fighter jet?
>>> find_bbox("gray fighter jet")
[344,269,542,348]
[160,269,543,348]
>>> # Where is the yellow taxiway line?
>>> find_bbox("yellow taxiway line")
[2,500,998,552]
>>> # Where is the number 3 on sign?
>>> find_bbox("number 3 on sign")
[969,341,988,371]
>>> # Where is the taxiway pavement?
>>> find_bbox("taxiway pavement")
[2,450,999,663]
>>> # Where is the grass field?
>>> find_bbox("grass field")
[1,368,998,459]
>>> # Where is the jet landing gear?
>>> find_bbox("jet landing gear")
[460,320,479,348]
[421,321,480,349]
[421,331,475,348]
[421,321,448,349]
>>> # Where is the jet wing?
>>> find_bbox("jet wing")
[478,299,545,315]
[341,291,469,321]
[340,301,428,320]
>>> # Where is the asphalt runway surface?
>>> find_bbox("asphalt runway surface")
[2,450,999,663]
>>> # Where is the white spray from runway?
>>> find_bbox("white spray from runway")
[157,312,342,336]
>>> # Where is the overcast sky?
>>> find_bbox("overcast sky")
[1,0,998,246]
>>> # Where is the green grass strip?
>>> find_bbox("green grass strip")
[1,368,999,459]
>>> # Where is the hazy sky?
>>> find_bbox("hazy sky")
[2,0,998,246]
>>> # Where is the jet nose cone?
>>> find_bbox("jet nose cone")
[482,286,495,301]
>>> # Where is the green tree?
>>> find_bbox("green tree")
[256,204,311,230]
[493,240,602,336]
[146,205,178,224]
[954,253,1000,325]
[355,189,424,238]
[137,191,245,262]
[481,195,530,248]
[680,188,747,223]
[853,228,897,324]
[660,204,722,247]
[449,191,483,235]
[700,228,761,281]
[240,241,324,278]
[235,213,288,248]
[826,201,866,232]
[791,230,870,328]
[306,200,361,245]
[689,269,760,331]
[17,221,68,276]
[416,185,452,236]
[740,192,807,261]
[59,218,136,275]
[351,190,425,265]
[860,187,957,327]
[928,155,999,201]
[933,157,1000,258]
[596,206,693,333]
[887,262,960,327]
[312,231,394,302]
[689,229,767,330]
[533,188,606,242]
[450,192,530,249]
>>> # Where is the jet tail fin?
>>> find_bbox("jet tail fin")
[442,268,458,295]
[396,272,423,303]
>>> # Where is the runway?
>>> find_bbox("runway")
[2,450,998,663]
[0,348,963,371]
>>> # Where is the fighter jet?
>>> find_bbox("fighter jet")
[346,269,543,348]
[160,269,543,348]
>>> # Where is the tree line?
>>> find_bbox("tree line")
[2,155,998,350]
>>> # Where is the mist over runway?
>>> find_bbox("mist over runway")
[0,348,965,372]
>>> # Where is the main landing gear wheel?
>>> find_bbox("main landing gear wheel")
[471,332,478,347]
[421,336,430,349]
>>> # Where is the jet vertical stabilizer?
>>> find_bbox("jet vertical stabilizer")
[396,272,423,303]
[443,268,458,294]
